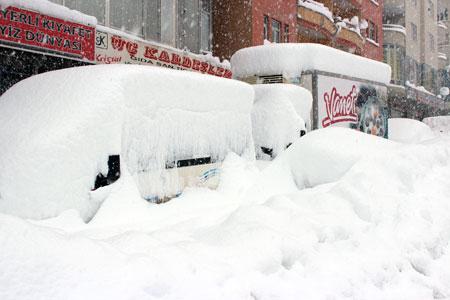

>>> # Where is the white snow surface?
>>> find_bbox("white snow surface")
[252,84,312,159]
[423,116,450,133]
[1,128,450,299]
[388,118,435,143]
[0,64,254,221]
[231,43,392,84]
[0,0,97,26]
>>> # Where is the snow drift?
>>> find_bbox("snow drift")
[388,118,434,143]
[1,128,450,299]
[0,64,254,221]
[423,116,450,133]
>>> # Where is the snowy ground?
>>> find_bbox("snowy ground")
[1,126,450,300]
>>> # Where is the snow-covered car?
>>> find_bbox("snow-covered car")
[0,64,254,220]
[251,84,312,159]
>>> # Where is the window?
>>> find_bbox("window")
[264,15,269,40]
[271,19,281,43]
[429,1,434,17]
[161,0,176,46]
[200,0,211,51]
[368,21,378,43]
[383,45,404,84]
[438,8,448,21]
[430,33,435,51]
[411,22,417,41]
[65,0,105,24]
[284,24,289,43]
[410,0,416,7]
[110,0,144,36]
[407,57,420,85]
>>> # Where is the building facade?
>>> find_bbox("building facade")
[383,0,448,118]
[437,0,450,98]
[213,0,383,62]
[49,0,212,54]
[361,0,384,61]
[297,0,383,61]
[212,0,297,61]
[0,0,231,95]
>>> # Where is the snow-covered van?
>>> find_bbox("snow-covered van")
[0,64,254,220]
[251,84,312,160]
[232,43,392,139]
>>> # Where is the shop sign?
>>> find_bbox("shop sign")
[95,30,232,78]
[317,75,388,138]
[0,6,95,60]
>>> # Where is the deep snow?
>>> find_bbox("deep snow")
[1,127,450,300]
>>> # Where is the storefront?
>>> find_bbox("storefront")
[0,4,96,94]
[0,2,231,95]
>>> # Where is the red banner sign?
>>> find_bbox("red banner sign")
[95,31,232,78]
[0,6,95,61]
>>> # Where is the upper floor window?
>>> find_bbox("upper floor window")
[200,0,212,52]
[428,1,434,17]
[284,24,289,43]
[264,15,269,41]
[65,0,106,25]
[272,19,281,43]
[411,22,418,42]
[430,33,435,51]
[161,0,176,46]
[110,0,144,36]
[438,8,448,21]
[368,21,378,43]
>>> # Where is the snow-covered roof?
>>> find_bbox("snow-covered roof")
[231,43,392,85]
[0,0,97,26]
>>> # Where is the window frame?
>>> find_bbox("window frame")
[284,24,289,43]
[271,19,281,43]
[200,0,212,52]
[264,15,269,41]
[411,22,418,42]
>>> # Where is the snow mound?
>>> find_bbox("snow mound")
[252,84,312,159]
[423,116,450,133]
[284,127,396,188]
[388,118,435,143]
[0,64,254,221]
[231,43,391,84]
